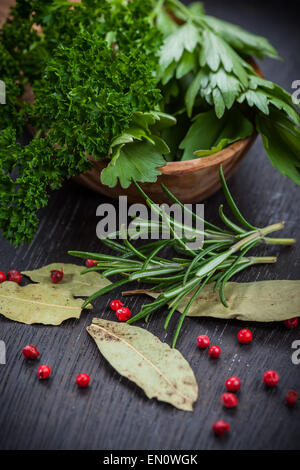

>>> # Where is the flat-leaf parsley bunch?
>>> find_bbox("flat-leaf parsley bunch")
[1,0,300,246]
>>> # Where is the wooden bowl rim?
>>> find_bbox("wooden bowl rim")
[159,135,256,175]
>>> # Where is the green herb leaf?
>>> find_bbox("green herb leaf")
[155,8,178,37]
[159,22,199,69]
[219,165,256,230]
[238,88,270,114]
[199,29,249,86]
[238,78,300,125]
[101,137,168,189]
[87,318,198,411]
[256,110,300,186]
[175,49,197,79]
[203,15,278,59]
[184,69,206,117]
[188,1,206,17]
[180,108,253,160]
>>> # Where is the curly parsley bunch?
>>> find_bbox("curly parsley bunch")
[0,0,166,246]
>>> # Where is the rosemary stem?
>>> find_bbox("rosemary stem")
[229,231,262,253]
[263,237,296,245]
[260,221,285,235]
[230,221,285,254]
[195,222,284,279]
[250,256,277,264]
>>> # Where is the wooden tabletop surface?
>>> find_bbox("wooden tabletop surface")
[0,0,300,450]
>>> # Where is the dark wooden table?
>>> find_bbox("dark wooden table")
[0,0,300,451]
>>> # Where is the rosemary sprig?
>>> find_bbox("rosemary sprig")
[69,166,295,347]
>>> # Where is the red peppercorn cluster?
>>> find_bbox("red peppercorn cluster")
[196,335,221,358]
[0,269,22,284]
[110,299,124,311]
[22,343,91,388]
[110,299,132,322]
[197,327,297,438]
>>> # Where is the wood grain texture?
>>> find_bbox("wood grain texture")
[0,0,300,450]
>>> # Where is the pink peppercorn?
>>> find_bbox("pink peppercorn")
[7,270,22,284]
[264,370,280,387]
[22,345,40,360]
[213,420,230,436]
[197,335,210,349]
[110,299,124,311]
[85,259,97,268]
[116,306,132,322]
[222,393,238,408]
[208,345,221,358]
[286,390,298,406]
[284,318,298,330]
[76,373,90,388]
[37,365,51,380]
[225,376,241,392]
[237,328,253,344]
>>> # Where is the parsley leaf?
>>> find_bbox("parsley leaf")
[160,22,199,69]
[200,29,250,85]
[102,111,174,188]
[256,110,300,186]
[0,129,65,246]
[101,137,168,189]
[238,76,300,125]
[179,108,253,160]
[203,16,279,60]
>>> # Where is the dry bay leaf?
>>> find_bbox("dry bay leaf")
[0,281,90,325]
[148,280,300,322]
[22,263,111,297]
[87,318,198,411]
